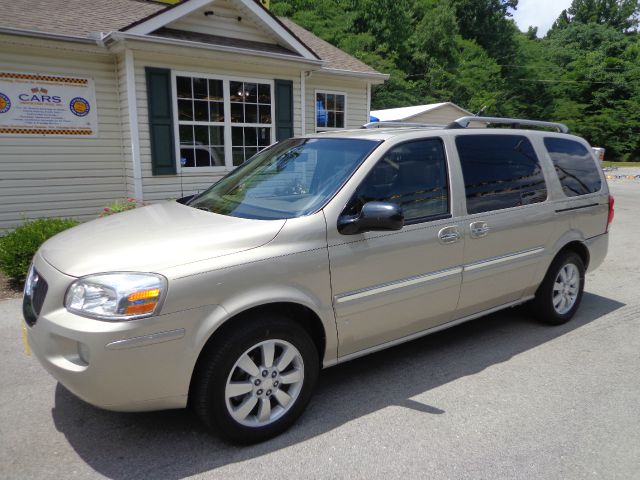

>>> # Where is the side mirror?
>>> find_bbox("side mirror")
[338,201,404,235]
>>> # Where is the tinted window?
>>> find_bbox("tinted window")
[544,138,602,196]
[345,139,449,223]
[188,138,380,220]
[456,135,547,214]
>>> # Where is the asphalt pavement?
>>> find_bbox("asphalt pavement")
[1,181,639,480]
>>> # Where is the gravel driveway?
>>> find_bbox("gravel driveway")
[1,182,639,480]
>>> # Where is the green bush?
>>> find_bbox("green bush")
[100,198,142,216]
[0,218,79,282]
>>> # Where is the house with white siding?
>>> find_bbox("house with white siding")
[0,0,388,233]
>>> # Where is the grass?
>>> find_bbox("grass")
[602,161,640,168]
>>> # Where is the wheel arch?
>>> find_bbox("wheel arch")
[188,300,330,402]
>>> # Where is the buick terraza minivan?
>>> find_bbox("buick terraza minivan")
[24,116,613,443]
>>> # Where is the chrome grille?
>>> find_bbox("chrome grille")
[23,267,48,327]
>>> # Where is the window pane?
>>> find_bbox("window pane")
[211,147,225,167]
[194,125,209,145]
[335,112,344,128]
[177,77,192,99]
[259,105,271,124]
[245,83,258,103]
[328,112,335,128]
[230,81,243,102]
[195,147,212,167]
[209,102,224,122]
[208,79,223,101]
[209,126,224,146]
[245,147,258,161]
[231,102,244,123]
[316,95,327,127]
[336,95,345,111]
[178,99,193,121]
[194,100,208,121]
[456,135,547,214]
[232,126,243,146]
[193,78,208,99]
[346,139,449,222]
[258,127,271,147]
[544,138,602,196]
[243,127,257,146]
[179,125,194,145]
[245,104,258,124]
[326,94,335,110]
[258,84,271,103]
[180,148,195,168]
[232,147,245,166]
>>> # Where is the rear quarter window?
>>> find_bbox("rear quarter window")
[544,137,602,197]
[456,135,547,214]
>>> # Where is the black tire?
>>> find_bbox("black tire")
[532,251,585,325]
[191,313,319,444]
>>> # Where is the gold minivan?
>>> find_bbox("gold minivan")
[23,117,613,443]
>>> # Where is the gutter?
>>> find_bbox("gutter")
[106,31,324,67]
[0,26,96,44]
[318,67,389,82]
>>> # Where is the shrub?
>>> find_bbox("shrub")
[0,218,79,282]
[100,198,141,216]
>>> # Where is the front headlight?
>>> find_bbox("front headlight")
[65,273,167,321]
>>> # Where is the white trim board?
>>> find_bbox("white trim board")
[123,0,319,62]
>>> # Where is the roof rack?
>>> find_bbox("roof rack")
[362,121,445,129]
[447,116,569,133]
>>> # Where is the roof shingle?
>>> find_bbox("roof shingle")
[0,0,166,37]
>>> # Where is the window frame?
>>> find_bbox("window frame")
[315,89,347,132]
[171,70,276,173]
[344,137,452,226]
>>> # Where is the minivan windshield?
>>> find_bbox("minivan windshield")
[187,138,381,220]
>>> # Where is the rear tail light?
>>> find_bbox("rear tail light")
[606,194,615,232]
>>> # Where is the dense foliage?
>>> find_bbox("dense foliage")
[272,0,640,160]
[0,218,79,282]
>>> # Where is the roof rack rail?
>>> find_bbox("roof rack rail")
[362,121,445,129]
[446,116,569,133]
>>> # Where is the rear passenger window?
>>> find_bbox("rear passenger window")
[456,135,547,214]
[544,138,602,196]
[345,139,449,223]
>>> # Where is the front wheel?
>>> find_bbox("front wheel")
[532,251,585,325]
[191,314,319,444]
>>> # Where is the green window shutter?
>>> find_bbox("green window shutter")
[145,67,176,175]
[274,79,294,141]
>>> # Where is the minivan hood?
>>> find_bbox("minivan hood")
[40,201,285,277]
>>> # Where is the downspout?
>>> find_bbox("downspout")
[124,49,143,201]
[301,71,314,136]
[366,81,372,124]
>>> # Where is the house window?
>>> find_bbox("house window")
[316,91,346,131]
[175,74,274,169]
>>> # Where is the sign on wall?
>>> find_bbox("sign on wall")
[0,71,98,137]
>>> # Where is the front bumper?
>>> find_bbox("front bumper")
[25,252,222,412]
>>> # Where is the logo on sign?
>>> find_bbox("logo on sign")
[69,97,90,117]
[0,93,10,113]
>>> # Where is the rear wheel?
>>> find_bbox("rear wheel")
[191,314,319,444]
[532,251,585,325]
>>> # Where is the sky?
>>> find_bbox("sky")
[510,0,573,36]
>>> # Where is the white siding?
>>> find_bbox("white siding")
[168,0,277,44]
[0,36,127,233]
[131,46,305,201]
[305,74,369,132]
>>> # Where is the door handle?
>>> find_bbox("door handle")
[470,221,490,238]
[438,226,461,244]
